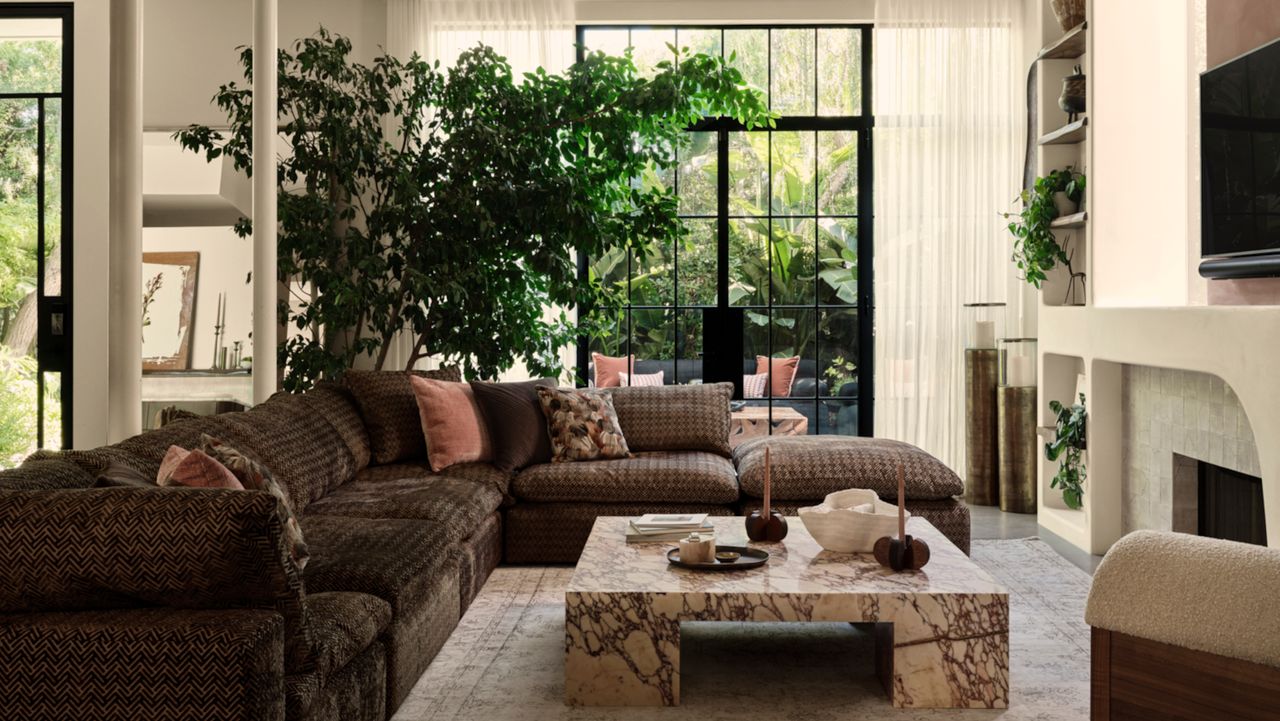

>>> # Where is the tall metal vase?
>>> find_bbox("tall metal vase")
[964,349,1000,506]
[997,386,1039,514]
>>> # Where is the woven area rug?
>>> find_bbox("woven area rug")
[393,538,1092,720]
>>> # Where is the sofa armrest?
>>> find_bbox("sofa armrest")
[0,607,284,720]
[0,487,315,672]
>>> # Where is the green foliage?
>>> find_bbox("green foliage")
[0,347,38,468]
[177,30,773,390]
[824,355,857,392]
[1003,167,1085,288]
[1045,392,1087,510]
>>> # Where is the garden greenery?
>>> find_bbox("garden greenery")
[1045,392,1087,510]
[177,29,774,391]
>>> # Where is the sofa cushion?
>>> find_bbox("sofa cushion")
[297,381,373,475]
[157,446,243,489]
[214,392,358,514]
[303,462,506,545]
[409,376,493,472]
[299,515,461,707]
[302,591,391,683]
[734,436,963,501]
[513,451,740,504]
[343,368,462,465]
[537,386,631,462]
[608,382,733,456]
[469,378,556,472]
[0,456,97,491]
[504,502,737,564]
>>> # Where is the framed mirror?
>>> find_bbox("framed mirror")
[141,251,199,370]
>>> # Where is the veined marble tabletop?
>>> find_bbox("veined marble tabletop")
[565,516,1009,709]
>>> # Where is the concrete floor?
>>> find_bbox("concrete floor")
[970,504,1103,574]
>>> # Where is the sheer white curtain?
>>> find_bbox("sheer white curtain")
[381,0,575,379]
[387,0,574,74]
[873,0,1023,472]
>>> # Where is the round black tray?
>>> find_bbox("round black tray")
[666,545,769,571]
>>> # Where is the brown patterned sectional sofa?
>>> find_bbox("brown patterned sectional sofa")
[0,375,967,721]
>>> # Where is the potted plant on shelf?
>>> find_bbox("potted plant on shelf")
[1003,167,1086,301]
[1045,392,1086,510]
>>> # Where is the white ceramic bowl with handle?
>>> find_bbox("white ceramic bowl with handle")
[797,488,910,553]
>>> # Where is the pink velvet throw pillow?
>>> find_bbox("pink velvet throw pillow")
[409,376,494,472]
[156,445,244,490]
[591,352,634,388]
[756,355,801,397]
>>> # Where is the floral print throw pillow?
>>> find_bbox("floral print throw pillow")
[535,387,632,462]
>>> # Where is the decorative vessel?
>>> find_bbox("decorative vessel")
[745,446,788,541]
[1058,65,1086,123]
[872,458,931,572]
[1049,0,1085,32]
[798,489,909,553]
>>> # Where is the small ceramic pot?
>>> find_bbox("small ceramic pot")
[1053,191,1078,217]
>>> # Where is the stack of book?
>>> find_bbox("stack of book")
[625,513,714,543]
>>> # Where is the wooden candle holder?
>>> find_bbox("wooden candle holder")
[746,446,788,542]
[872,457,930,571]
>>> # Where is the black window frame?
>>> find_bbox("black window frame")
[575,24,874,438]
[0,3,74,449]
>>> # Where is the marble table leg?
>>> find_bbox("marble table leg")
[565,592,681,706]
[874,601,1010,708]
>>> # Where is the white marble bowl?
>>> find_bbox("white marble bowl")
[797,489,910,553]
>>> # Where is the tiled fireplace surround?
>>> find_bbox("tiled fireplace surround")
[1121,365,1262,534]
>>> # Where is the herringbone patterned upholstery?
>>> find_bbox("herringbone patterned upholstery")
[503,502,737,563]
[286,640,386,721]
[738,498,972,555]
[304,463,506,545]
[608,382,733,456]
[733,436,964,501]
[299,381,373,475]
[299,515,461,709]
[0,456,96,490]
[453,512,502,613]
[0,607,285,721]
[299,592,391,683]
[216,393,359,514]
[344,368,462,464]
[512,451,739,504]
[0,487,316,673]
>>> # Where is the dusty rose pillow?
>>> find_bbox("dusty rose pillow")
[756,355,801,397]
[591,352,634,388]
[156,445,243,490]
[409,376,494,472]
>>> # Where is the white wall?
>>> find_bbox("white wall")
[1090,0,1194,307]
[144,0,388,129]
[26,0,113,450]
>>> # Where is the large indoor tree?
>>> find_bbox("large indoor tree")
[177,30,772,391]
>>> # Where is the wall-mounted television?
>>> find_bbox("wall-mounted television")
[1200,36,1280,278]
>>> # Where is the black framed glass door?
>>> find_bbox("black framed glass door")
[0,4,73,466]
[577,25,873,437]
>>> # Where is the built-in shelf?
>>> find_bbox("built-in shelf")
[1039,117,1088,146]
[1037,425,1057,440]
[1037,22,1087,61]
[1051,211,1088,229]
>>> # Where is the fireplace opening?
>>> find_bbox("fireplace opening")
[1198,462,1267,546]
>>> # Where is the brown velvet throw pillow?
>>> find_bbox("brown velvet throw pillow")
[344,367,463,464]
[536,387,631,463]
[470,378,556,472]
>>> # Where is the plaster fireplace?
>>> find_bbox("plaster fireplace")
[1121,365,1263,539]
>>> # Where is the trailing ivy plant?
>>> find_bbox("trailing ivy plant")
[177,29,774,391]
[1045,392,1087,510]
[1003,167,1085,287]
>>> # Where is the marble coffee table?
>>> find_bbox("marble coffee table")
[565,516,1008,709]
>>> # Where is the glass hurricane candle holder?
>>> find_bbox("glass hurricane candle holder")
[963,302,1006,350]
[999,338,1038,388]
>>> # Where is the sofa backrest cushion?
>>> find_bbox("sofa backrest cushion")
[296,381,372,473]
[213,391,357,514]
[343,368,462,465]
[0,456,97,491]
[0,487,316,673]
[608,382,733,457]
